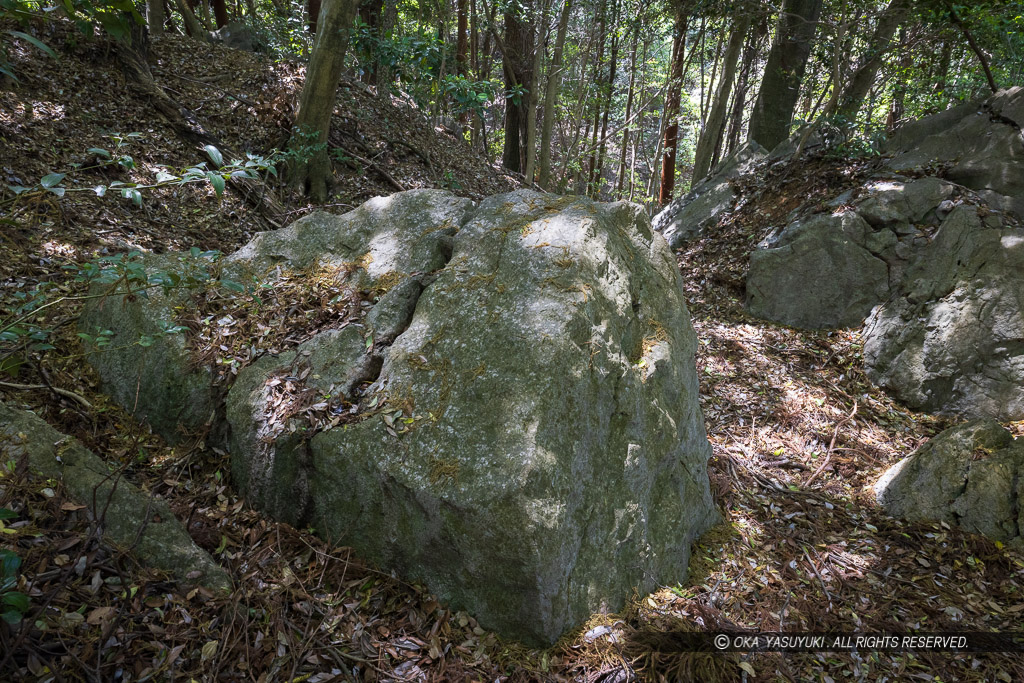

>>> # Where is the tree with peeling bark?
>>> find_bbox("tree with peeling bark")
[287,0,359,202]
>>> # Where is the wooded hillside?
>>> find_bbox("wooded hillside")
[1,1,1023,681]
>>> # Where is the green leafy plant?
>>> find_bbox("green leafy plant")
[0,0,58,81]
[0,248,248,376]
[0,509,28,625]
[441,75,497,121]
[3,136,280,208]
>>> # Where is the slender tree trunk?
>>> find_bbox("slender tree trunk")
[629,35,650,202]
[932,36,952,94]
[358,0,384,85]
[148,0,165,36]
[887,26,910,132]
[586,3,608,194]
[945,1,998,93]
[726,19,764,155]
[307,0,321,34]
[456,0,469,76]
[835,0,908,122]
[288,0,360,201]
[539,0,573,189]
[700,21,725,122]
[456,0,470,133]
[616,27,639,195]
[748,0,823,150]
[692,16,749,182]
[524,0,551,183]
[196,0,214,29]
[175,0,209,39]
[593,0,620,198]
[659,3,688,205]
[501,0,533,172]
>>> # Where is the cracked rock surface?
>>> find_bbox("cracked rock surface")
[78,189,718,646]
[875,419,1024,547]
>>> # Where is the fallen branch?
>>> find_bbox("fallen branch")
[804,401,858,487]
[0,380,92,408]
[346,149,406,192]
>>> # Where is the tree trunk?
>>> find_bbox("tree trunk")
[834,0,908,123]
[748,0,822,150]
[692,16,749,182]
[523,0,551,184]
[308,0,321,34]
[615,26,638,195]
[593,0,620,198]
[175,0,209,39]
[932,36,952,94]
[501,0,533,173]
[586,3,608,194]
[358,0,384,85]
[196,0,214,29]
[288,0,359,201]
[945,1,998,93]
[148,0,165,36]
[211,0,229,27]
[726,19,764,155]
[659,3,688,205]
[538,0,573,189]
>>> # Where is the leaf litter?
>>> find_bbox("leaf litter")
[1,19,1023,683]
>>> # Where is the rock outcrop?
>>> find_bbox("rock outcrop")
[863,205,1024,421]
[653,140,766,249]
[654,87,1024,420]
[875,420,1024,547]
[78,189,719,646]
[746,211,890,329]
[79,258,217,445]
[0,401,230,591]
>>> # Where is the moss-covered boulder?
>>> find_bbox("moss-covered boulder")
[226,190,718,645]
[875,419,1024,546]
[0,402,230,591]
[77,253,216,444]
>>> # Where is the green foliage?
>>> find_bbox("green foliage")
[442,74,498,120]
[244,0,313,59]
[4,134,280,208]
[0,249,252,375]
[0,509,29,626]
[0,0,58,81]
[350,21,503,123]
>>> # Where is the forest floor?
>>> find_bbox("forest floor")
[2,22,1024,683]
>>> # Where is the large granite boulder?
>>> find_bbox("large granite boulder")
[745,211,889,329]
[79,189,718,646]
[653,140,766,248]
[875,419,1024,546]
[863,206,1024,420]
[78,253,218,444]
[886,87,1024,219]
[228,190,717,645]
[0,402,230,590]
